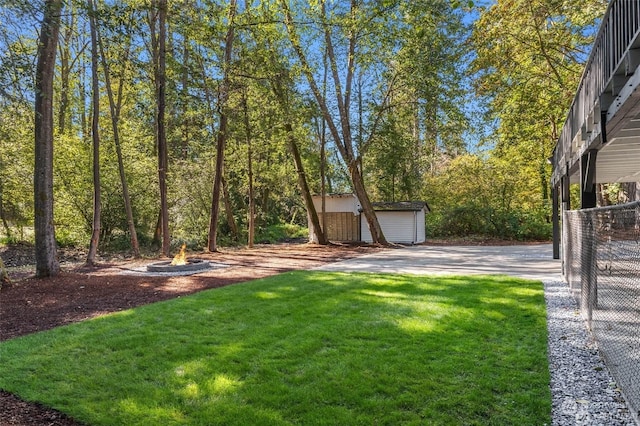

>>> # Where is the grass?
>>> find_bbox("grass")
[0,271,551,425]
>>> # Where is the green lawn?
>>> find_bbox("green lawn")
[0,271,551,425]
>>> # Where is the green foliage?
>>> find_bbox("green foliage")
[425,154,551,240]
[361,0,469,203]
[471,0,607,202]
[53,134,92,243]
[0,0,604,251]
[54,228,85,248]
[0,271,551,425]
[255,223,308,244]
[166,159,214,248]
[0,234,23,245]
[0,102,34,236]
[515,208,553,241]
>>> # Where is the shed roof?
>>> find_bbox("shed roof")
[312,193,357,199]
[370,201,430,212]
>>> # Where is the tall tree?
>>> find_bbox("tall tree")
[279,0,388,244]
[151,0,170,256]
[240,88,255,247]
[86,0,101,266]
[34,0,63,277]
[270,74,327,245]
[57,7,73,134]
[245,1,328,244]
[208,0,237,252]
[472,0,607,203]
[366,0,468,201]
[245,113,256,246]
[96,6,140,257]
[56,3,87,136]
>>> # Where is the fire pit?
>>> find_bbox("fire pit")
[146,258,212,273]
[146,243,213,273]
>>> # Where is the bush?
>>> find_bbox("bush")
[0,235,24,246]
[255,223,308,244]
[513,210,552,241]
[55,227,87,248]
[426,205,551,241]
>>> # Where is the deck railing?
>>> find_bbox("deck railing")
[553,0,640,183]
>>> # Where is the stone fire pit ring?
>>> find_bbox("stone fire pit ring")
[146,259,212,273]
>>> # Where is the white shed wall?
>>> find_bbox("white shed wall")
[416,209,426,243]
[361,211,425,244]
[311,194,360,214]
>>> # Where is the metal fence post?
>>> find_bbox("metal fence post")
[581,214,598,328]
[563,210,570,282]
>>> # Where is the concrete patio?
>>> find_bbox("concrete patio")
[316,244,561,281]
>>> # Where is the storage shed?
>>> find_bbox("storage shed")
[361,201,428,244]
[308,194,429,244]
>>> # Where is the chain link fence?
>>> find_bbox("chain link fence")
[563,201,640,423]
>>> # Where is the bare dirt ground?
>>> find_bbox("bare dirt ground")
[0,242,380,426]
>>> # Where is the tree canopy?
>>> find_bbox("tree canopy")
[0,0,610,261]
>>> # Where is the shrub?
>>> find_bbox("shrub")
[255,223,308,244]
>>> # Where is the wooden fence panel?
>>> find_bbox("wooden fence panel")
[321,212,359,242]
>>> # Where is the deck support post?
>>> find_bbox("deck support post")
[552,183,560,259]
[580,150,598,209]
[559,163,571,272]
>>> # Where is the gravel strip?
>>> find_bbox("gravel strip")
[545,279,636,425]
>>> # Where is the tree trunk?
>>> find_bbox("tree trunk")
[58,4,88,135]
[86,0,101,266]
[243,93,255,248]
[57,12,72,134]
[320,141,326,238]
[208,115,227,252]
[320,51,328,237]
[34,0,62,277]
[247,149,255,248]
[197,52,240,245]
[244,102,256,248]
[221,175,238,242]
[153,209,162,246]
[208,0,237,252]
[280,0,387,245]
[97,10,140,257]
[181,37,189,160]
[285,121,327,245]
[270,79,327,245]
[80,57,88,139]
[621,182,637,203]
[155,0,170,256]
[0,257,10,290]
[349,160,386,245]
[0,180,11,238]
[596,183,608,207]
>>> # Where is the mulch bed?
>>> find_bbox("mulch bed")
[0,242,379,426]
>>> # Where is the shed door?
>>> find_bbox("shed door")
[361,211,416,243]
